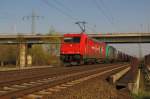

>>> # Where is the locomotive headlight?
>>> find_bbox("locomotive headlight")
[61,51,65,54]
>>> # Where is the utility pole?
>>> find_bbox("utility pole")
[138,24,143,65]
[13,24,17,34]
[138,34,142,61]
[23,10,44,34]
[31,11,35,34]
[148,24,149,33]
[75,21,87,32]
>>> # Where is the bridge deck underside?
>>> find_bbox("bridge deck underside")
[94,36,150,43]
[0,34,150,43]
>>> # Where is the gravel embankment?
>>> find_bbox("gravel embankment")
[44,77,131,99]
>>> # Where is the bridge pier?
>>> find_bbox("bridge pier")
[27,54,32,66]
[27,44,32,66]
[19,44,32,67]
[19,44,26,68]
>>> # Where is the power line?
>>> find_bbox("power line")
[93,0,113,25]
[100,0,119,32]
[148,24,149,33]
[41,0,96,33]
[99,0,114,22]
[41,0,77,21]
[93,0,119,32]
[52,0,72,12]
[86,24,97,33]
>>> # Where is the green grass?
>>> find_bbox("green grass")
[132,91,150,99]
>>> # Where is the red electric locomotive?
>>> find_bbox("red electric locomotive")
[60,33,106,65]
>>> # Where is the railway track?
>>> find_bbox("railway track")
[0,64,106,87]
[0,63,130,99]
[0,63,125,88]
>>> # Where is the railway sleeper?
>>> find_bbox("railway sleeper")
[22,83,34,86]
[3,86,19,91]
[0,91,8,95]
[11,85,27,89]
[36,90,52,95]
[24,94,43,99]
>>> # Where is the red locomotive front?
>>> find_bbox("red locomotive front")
[60,33,86,65]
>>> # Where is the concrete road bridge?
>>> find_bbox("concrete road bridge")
[0,33,150,44]
[88,33,150,43]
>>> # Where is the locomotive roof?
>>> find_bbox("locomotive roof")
[64,33,106,44]
[64,32,86,36]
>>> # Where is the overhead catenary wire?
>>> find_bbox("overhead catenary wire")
[41,0,78,21]
[93,0,119,32]
[52,0,73,12]
[41,0,96,32]
[100,0,119,32]
[99,0,114,23]
[93,0,113,25]
[86,24,97,33]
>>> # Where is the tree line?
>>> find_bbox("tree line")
[0,28,61,66]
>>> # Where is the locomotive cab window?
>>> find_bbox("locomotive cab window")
[64,37,80,43]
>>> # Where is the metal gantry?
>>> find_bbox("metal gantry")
[22,10,44,34]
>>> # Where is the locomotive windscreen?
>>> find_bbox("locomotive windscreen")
[64,37,80,43]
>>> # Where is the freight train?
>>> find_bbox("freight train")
[60,33,132,66]
[144,54,150,65]
[144,54,150,71]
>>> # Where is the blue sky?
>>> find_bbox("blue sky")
[0,0,150,33]
[0,0,150,57]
